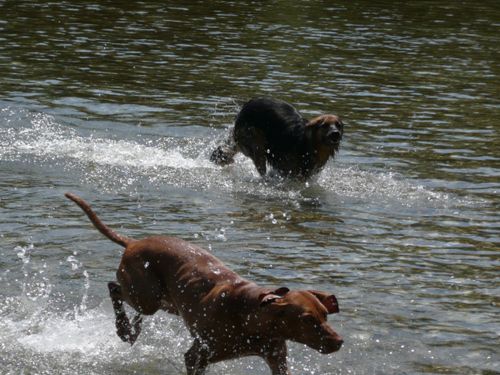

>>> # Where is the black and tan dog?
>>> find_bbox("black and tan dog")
[210,97,344,179]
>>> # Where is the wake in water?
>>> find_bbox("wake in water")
[0,107,460,208]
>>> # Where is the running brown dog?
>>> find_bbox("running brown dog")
[210,97,344,179]
[65,193,343,375]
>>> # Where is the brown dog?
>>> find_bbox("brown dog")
[65,193,342,375]
[210,97,344,179]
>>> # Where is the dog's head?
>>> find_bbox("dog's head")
[260,287,343,354]
[306,114,344,156]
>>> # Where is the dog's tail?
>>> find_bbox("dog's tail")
[210,127,238,166]
[65,193,133,248]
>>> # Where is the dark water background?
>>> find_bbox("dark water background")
[0,1,499,374]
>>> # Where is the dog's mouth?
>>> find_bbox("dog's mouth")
[326,130,342,152]
[327,137,341,154]
[331,140,341,150]
[318,337,344,354]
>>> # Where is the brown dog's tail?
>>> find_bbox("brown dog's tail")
[65,192,133,248]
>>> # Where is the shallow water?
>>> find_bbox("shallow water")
[1,1,499,374]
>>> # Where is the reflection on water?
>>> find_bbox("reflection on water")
[1,1,499,374]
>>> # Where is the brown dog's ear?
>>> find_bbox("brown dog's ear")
[309,290,340,314]
[259,287,290,307]
[306,116,325,128]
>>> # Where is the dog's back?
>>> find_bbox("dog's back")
[235,97,305,137]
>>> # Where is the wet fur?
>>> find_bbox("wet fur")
[210,97,344,179]
[65,192,343,375]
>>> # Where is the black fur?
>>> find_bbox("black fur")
[210,97,343,179]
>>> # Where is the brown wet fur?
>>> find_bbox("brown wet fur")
[210,97,344,179]
[65,193,343,375]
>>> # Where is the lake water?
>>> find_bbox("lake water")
[0,1,499,374]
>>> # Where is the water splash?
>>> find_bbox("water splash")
[0,241,191,374]
[318,165,452,207]
[0,107,470,209]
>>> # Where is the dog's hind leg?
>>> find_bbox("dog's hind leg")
[108,281,142,345]
[250,151,267,176]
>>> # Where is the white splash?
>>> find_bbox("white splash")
[0,107,468,209]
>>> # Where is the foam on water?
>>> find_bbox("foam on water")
[17,307,116,354]
[1,242,190,374]
[0,109,207,171]
[1,302,189,374]
[0,107,462,209]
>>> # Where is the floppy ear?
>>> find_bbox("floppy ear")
[259,287,290,307]
[317,119,326,127]
[309,290,340,314]
[306,116,325,128]
[307,115,335,129]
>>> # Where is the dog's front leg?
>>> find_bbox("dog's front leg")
[184,338,209,375]
[263,340,291,375]
[252,152,267,176]
[108,281,142,345]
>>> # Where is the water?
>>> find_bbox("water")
[1,1,499,374]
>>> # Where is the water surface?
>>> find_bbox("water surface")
[1,1,499,374]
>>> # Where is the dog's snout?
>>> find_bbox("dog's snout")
[335,120,344,132]
[334,338,344,350]
[320,336,343,353]
[328,128,342,142]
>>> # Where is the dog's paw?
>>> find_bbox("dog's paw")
[116,313,142,345]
